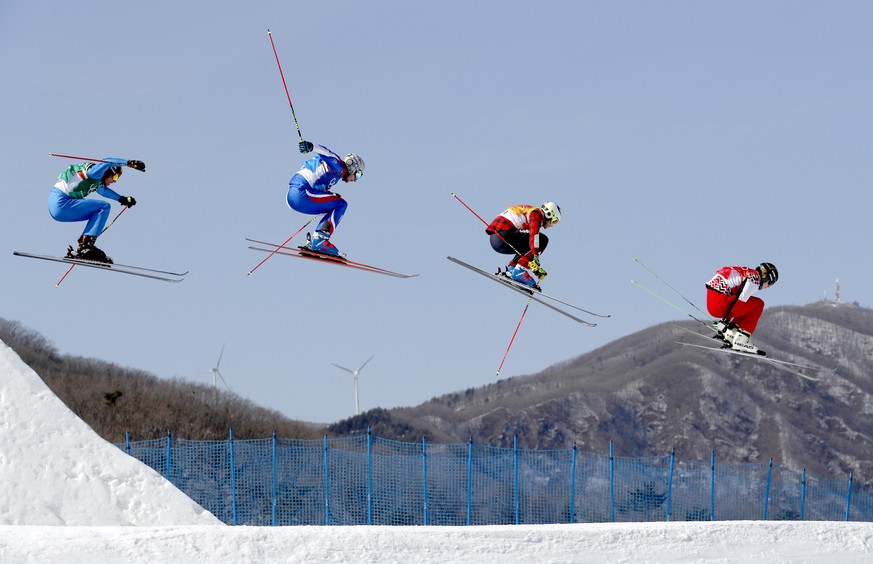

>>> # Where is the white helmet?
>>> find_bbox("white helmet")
[541,201,562,225]
[343,153,365,180]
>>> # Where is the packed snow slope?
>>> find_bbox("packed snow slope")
[0,522,872,563]
[2,339,873,562]
[0,339,219,526]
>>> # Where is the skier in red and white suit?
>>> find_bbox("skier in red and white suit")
[705,263,778,353]
[485,202,561,287]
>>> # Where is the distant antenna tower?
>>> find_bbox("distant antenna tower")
[835,278,841,303]
[331,355,373,416]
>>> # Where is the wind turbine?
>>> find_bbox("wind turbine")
[331,355,373,416]
[209,345,232,397]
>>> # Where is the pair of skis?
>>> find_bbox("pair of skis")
[448,256,609,375]
[447,256,608,327]
[13,251,187,284]
[246,238,418,279]
[631,258,833,382]
[673,323,832,382]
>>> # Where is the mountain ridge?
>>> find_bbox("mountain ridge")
[381,301,873,481]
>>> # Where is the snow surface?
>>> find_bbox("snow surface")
[2,339,873,563]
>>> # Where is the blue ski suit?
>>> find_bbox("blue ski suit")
[48,159,127,237]
[286,144,347,235]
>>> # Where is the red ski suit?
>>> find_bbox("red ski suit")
[705,266,765,333]
[485,205,548,267]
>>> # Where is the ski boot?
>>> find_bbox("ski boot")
[726,327,760,355]
[712,319,735,340]
[72,235,113,264]
[506,264,538,288]
[304,230,342,257]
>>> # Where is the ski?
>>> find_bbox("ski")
[13,251,186,283]
[447,256,597,327]
[246,239,418,279]
[674,325,833,381]
[677,341,824,381]
[491,265,611,318]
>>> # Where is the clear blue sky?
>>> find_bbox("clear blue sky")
[2,1,871,424]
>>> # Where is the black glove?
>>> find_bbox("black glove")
[299,140,314,154]
[127,159,146,172]
[119,196,137,208]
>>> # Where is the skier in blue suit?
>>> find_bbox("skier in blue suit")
[287,140,365,257]
[48,158,145,263]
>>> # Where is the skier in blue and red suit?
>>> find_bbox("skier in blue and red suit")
[287,140,365,257]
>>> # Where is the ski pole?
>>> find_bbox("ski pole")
[496,299,531,376]
[632,258,710,318]
[100,206,128,236]
[49,153,119,164]
[630,279,711,326]
[56,207,130,287]
[247,216,317,276]
[451,192,527,257]
[267,29,304,141]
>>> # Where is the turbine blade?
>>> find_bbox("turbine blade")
[216,369,232,391]
[216,344,226,368]
[358,355,375,372]
[331,363,356,374]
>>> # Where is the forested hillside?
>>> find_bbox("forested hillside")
[0,318,323,442]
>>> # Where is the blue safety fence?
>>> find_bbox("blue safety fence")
[117,430,873,526]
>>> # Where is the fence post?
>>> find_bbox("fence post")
[667,448,675,522]
[272,431,278,526]
[229,428,237,526]
[323,435,330,526]
[800,469,807,521]
[845,472,854,522]
[165,431,172,481]
[514,435,520,525]
[710,451,715,521]
[763,458,773,520]
[367,427,373,526]
[467,437,473,526]
[609,441,615,523]
[569,443,577,524]
[125,432,131,456]
[422,437,428,525]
